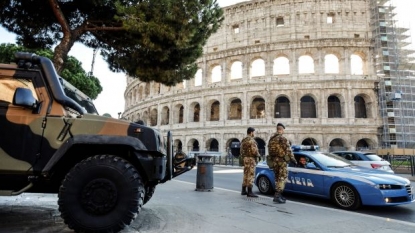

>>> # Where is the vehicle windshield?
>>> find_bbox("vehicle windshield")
[313,152,354,167]
[60,78,99,115]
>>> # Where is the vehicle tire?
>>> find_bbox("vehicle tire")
[58,155,144,233]
[331,182,361,210]
[143,185,156,205]
[257,175,273,194]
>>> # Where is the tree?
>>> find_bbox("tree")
[0,43,102,99]
[0,0,224,86]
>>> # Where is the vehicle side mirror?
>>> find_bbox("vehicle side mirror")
[306,163,318,170]
[13,87,38,109]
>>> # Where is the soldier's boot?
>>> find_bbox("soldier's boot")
[241,186,247,195]
[273,192,286,204]
[247,187,258,198]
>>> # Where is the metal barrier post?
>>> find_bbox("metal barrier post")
[195,154,214,192]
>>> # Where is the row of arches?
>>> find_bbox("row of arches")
[174,137,374,156]
[126,53,368,105]
[131,94,372,126]
[196,54,365,85]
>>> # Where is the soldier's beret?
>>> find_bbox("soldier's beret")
[247,127,255,133]
[277,123,285,129]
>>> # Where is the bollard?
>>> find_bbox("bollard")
[195,154,214,191]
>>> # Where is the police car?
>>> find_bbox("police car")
[254,145,414,210]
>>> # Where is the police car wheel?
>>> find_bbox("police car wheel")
[144,185,156,205]
[331,183,361,210]
[58,155,144,233]
[257,176,273,194]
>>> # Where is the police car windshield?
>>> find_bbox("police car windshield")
[60,78,99,115]
[313,152,354,167]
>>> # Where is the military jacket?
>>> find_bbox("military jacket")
[268,133,295,162]
[240,136,260,158]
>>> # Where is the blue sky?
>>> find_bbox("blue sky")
[0,0,413,117]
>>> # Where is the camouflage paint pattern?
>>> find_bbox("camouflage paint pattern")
[268,133,295,193]
[240,136,260,188]
[273,161,288,193]
[0,58,163,192]
[242,157,256,187]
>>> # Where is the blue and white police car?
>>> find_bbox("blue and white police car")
[254,145,414,210]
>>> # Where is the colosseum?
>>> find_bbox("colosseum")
[122,0,415,157]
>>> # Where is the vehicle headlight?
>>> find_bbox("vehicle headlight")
[375,184,392,189]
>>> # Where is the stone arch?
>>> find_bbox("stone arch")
[354,95,367,118]
[355,93,373,118]
[227,138,241,157]
[195,68,203,86]
[250,58,265,78]
[187,139,200,152]
[161,106,169,125]
[350,52,366,75]
[273,56,290,75]
[301,137,319,146]
[324,54,340,74]
[206,138,219,151]
[173,104,184,124]
[211,65,222,83]
[250,96,266,119]
[300,95,317,118]
[228,98,242,120]
[274,95,291,118]
[150,108,158,126]
[255,137,266,156]
[230,61,243,80]
[298,55,314,74]
[188,102,200,122]
[327,95,342,118]
[355,138,375,150]
[329,138,347,152]
[208,100,220,121]
[174,139,183,152]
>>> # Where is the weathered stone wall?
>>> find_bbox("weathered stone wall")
[123,0,382,154]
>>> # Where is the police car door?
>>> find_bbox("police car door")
[289,154,324,196]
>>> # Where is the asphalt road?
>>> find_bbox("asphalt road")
[175,165,415,223]
[0,165,414,233]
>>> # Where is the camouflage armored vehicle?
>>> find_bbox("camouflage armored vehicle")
[0,52,194,232]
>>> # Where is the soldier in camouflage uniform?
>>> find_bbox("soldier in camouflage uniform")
[268,123,297,203]
[240,127,261,197]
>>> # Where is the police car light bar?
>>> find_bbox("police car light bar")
[291,145,319,151]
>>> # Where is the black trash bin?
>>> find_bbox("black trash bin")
[195,154,214,192]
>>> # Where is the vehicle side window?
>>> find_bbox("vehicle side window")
[344,153,353,160]
[0,77,38,105]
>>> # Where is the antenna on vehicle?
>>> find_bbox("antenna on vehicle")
[308,137,315,150]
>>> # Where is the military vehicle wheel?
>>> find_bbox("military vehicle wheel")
[58,155,144,233]
[143,185,156,205]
